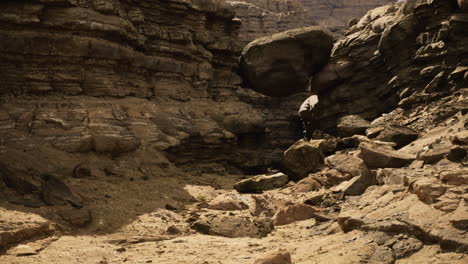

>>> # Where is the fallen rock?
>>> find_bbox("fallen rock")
[358,142,416,168]
[337,115,370,137]
[282,139,325,181]
[40,174,83,208]
[191,211,273,238]
[374,125,419,149]
[293,176,322,192]
[273,204,318,226]
[418,141,453,164]
[57,208,92,227]
[208,192,250,211]
[240,26,334,97]
[324,153,370,178]
[253,249,292,264]
[234,173,288,193]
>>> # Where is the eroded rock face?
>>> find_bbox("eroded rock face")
[311,0,467,132]
[227,0,308,44]
[240,26,334,97]
[0,0,305,176]
[299,0,396,34]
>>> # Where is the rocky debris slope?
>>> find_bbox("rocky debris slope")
[310,0,467,132]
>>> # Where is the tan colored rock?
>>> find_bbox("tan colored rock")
[208,192,250,211]
[191,210,274,238]
[0,208,53,249]
[282,139,325,181]
[440,169,468,185]
[411,177,447,204]
[234,173,288,193]
[337,115,370,137]
[359,142,416,168]
[273,204,317,226]
[253,249,292,264]
[325,153,370,178]
[449,200,468,230]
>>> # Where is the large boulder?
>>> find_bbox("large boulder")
[370,125,419,149]
[336,115,370,137]
[358,142,416,168]
[281,140,326,181]
[240,26,334,97]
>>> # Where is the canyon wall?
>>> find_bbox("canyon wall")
[0,0,305,176]
[299,0,396,34]
[226,0,308,43]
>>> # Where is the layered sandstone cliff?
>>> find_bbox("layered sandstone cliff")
[226,0,308,43]
[0,0,308,179]
[299,0,396,33]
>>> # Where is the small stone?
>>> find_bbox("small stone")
[253,249,292,264]
[234,173,288,193]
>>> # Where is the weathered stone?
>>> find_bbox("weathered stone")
[449,200,468,230]
[0,208,53,249]
[253,249,292,264]
[57,208,92,227]
[324,154,370,178]
[273,204,318,226]
[336,115,370,137]
[281,140,326,181]
[391,237,423,259]
[191,211,274,238]
[208,192,250,211]
[411,177,447,204]
[240,26,334,97]
[40,174,83,208]
[234,173,288,193]
[440,169,468,185]
[374,125,419,149]
[293,176,322,192]
[359,142,416,168]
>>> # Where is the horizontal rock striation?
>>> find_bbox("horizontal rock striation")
[226,0,309,44]
[0,0,310,177]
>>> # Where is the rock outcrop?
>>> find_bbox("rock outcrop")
[311,0,467,133]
